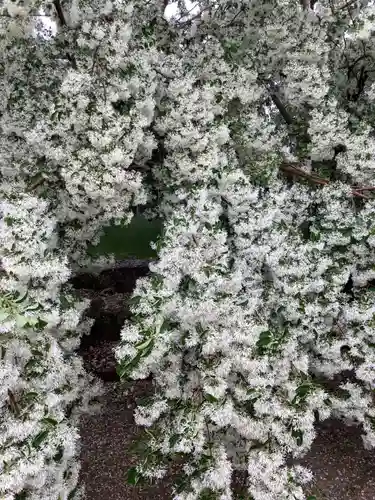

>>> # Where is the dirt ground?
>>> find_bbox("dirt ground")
[79,379,375,500]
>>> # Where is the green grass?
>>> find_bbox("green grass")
[87,215,163,260]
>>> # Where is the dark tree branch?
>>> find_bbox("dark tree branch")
[53,0,78,70]
[268,90,294,125]
[53,0,67,26]
[280,162,371,198]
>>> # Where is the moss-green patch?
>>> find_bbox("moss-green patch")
[87,216,163,260]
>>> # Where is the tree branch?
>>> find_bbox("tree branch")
[53,0,67,26]
[53,0,78,70]
[268,90,294,125]
[280,162,371,199]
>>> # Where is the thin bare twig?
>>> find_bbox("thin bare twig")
[0,13,52,17]
[280,163,372,199]
[280,163,329,185]
[53,0,67,26]
[337,0,360,11]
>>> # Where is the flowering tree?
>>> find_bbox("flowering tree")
[2,0,375,499]
[116,0,375,499]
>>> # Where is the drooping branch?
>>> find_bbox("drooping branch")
[259,77,373,198]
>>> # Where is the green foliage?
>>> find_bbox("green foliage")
[291,429,304,446]
[0,290,43,329]
[31,429,50,449]
[127,466,142,485]
[291,382,316,408]
[87,215,163,260]
[15,492,28,500]
[199,489,219,500]
[256,328,288,355]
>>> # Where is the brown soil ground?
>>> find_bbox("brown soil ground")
[79,379,375,500]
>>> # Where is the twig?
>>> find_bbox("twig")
[0,13,52,17]
[280,163,329,185]
[269,92,294,124]
[351,189,370,199]
[90,44,100,75]
[352,186,375,191]
[176,5,211,26]
[7,389,20,416]
[262,80,294,126]
[53,0,67,25]
[53,0,77,70]
[279,163,373,199]
[337,0,360,11]
[225,6,244,27]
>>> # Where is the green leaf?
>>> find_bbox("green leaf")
[116,350,143,379]
[204,393,219,403]
[23,392,39,401]
[32,429,50,449]
[14,291,28,303]
[42,417,58,426]
[128,295,141,307]
[292,429,303,446]
[67,486,79,500]
[24,302,40,311]
[135,337,153,351]
[159,318,178,333]
[256,330,273,354]
[127,466,141,485]
[198,488,219,500]
[257,330,272,346]
[292,383,314,406]
[309,230,320,242]
[169,434,180,447]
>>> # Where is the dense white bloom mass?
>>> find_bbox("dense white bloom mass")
[115,0,375,499]
[3,0,375,498]
[0,194,103,499]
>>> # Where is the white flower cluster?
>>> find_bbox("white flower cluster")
[116,1,375,499]
[0,0,168,266]
[0,1,173,497]
[0,193,104,499]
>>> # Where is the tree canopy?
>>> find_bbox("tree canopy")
[2,1,375,499]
